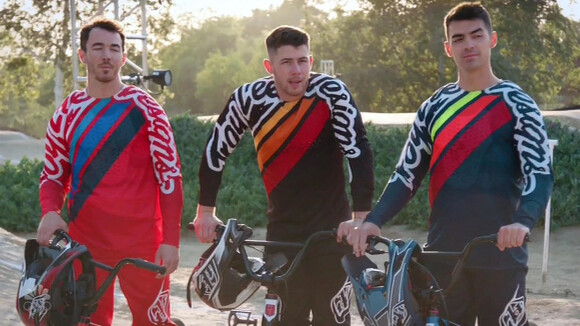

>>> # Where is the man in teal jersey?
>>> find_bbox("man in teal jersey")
[339,2,554,325]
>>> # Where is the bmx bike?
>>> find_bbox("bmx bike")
[17,230,184,326]
[342,232,528,326]
[187,218,339,326]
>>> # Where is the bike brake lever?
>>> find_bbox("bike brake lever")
[367,237,387,255]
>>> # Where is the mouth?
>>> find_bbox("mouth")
[289,79,302,87]
[463,53,478,60]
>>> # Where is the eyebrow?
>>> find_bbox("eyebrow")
[451,27,484,39]
[280,56,308,61]
[90,42,122,49]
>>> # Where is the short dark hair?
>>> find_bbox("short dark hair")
[444,2,492,40]
[80,18,125,52]
[265,25,310,56]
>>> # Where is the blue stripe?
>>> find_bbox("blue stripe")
[70,100,131,195]
[69,107,145,220]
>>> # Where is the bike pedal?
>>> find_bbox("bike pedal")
[228,310,258,326]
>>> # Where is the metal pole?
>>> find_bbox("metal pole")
[541,139,558,290]
[70,0,79,90]
[114,0,119,20]
[140,0,148,86]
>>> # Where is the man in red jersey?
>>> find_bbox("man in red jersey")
[36,18,183,326]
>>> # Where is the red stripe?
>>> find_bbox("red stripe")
[429,102,512,206]
[430,95,498,169]
[262,101,329,194]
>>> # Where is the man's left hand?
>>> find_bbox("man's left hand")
[155,244,180,278]
[497,223,530,251]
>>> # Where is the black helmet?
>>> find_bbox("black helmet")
[187,219,264,311]
[16,231,96,326]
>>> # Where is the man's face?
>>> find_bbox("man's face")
[79,27,126,83]
[264,44,313,102]
[444,19,496,74]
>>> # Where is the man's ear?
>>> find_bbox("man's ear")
[263,59,273,75]
[490,31,498,49]
[444,41,453,58]
[309,55,313,68]
[79,49,86,63]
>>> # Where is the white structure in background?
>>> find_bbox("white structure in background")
[542,139,558,290]
[69,0,171,93]
[320,60,335,76]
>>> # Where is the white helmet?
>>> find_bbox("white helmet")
[187,219,264,311]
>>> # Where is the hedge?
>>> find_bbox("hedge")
[0,115,577,232]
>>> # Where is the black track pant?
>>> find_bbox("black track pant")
[426,261,529,326]
[267,252,351,326]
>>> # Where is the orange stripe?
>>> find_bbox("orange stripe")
[256,97,316,171]
[430,95,498,169]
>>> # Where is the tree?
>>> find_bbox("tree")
[0,0,174,108]
[0,57,55,138]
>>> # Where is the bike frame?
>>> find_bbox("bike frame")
[344,233,528,326]
[189,219,337,326]
[51,231,167,326]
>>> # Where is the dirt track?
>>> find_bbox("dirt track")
[2,224,579,325]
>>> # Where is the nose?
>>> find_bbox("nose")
[101,48,112,60]
[464,38,476,51]
[290,61,301,74]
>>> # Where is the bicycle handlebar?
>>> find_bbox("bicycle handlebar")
[361,233,529,296]
[239,230,337,284]
[47,230,168,310]
[195,220,339,285]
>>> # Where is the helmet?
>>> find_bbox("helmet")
[187,219,264,311]
[342,239,441,326]
[16,231,96,326]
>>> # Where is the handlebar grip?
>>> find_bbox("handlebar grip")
[187,222,227,233]
[132,259,167,275]
[49,229,73,249]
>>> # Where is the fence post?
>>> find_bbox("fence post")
[541,139,558,290]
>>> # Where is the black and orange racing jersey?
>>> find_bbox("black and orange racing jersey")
[199,73,374,243]
[365,81,554,269]
[39,86,183,257]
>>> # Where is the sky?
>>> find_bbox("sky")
[171,0,580,21]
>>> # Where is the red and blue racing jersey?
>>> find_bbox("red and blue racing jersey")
[39,86,183,257]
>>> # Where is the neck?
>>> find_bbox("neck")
[86,76,125,98]
[456,67,501,91]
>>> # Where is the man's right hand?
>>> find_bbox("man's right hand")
[348,222,381,257]
[192,204,223,243]
[36,211,68,246]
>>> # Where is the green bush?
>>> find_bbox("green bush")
[1,116,578,232]
[0,158,44,232]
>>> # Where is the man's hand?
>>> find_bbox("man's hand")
[192,204,223,243]
[337,219,363,243]
[155,244,179,278]
[349,222,381,257]
[337,211,370,243]
[497,223,530,251]
[36,211,68,246]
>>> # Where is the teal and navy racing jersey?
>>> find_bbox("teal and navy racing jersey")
[39,86,183,256]
[366,81,554,269]
[198,73,374,244]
